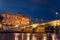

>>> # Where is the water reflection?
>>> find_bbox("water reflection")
[26,33,30,40]
[15,33,20,40]
[43,34,47,40]
[31,34,37,40]
[52,33,58,40]
[0,33,60,40]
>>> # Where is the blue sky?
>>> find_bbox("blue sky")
[0,0,60,21]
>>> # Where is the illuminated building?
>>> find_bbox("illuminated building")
[2,12,30,26]
[48,20,60,26]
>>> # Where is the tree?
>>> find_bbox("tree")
[0,15,3,23]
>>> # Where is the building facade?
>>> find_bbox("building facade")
[2,12,30,26]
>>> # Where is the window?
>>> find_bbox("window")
[7,15,10,18]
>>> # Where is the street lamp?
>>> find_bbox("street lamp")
[55,12,59,19]
[41,19,43,22]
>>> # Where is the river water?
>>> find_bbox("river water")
[0,33,60,40]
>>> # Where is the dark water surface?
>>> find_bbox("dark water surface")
[0,33,60,40]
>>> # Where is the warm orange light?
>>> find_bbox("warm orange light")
[2,12,30,26]
[0,24,2,28]
[48,20,60,26]
[31,24,39,28]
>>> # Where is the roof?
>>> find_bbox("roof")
[2,11,30,19]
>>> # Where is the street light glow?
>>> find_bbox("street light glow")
[14,25,19,27]
[56,12,58,15]
[56,12,59,18]
[31,24,39,28]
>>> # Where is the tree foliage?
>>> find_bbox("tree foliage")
[0,15,3,22]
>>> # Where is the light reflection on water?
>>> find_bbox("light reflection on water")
[51,33,58,40]
[26,33,30,40]
[43,34,47,40]
[1,33,60,40]
[15,33,20,40]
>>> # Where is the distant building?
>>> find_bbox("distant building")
[2,12,30,26]
[47,19,60,26]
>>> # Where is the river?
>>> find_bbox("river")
[0,33,60,40]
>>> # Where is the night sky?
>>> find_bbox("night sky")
[0,0,60,21]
